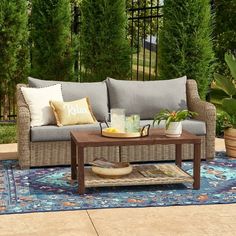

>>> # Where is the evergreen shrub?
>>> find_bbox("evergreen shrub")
[31,0,73,81]
[214,0,236,74]
[80,0,130,81]
[0,0,29,119]
[158,0,214,99]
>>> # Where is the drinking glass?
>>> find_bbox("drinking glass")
[125,114,140,133]
[125,116,133,132]
[131,114,140,132]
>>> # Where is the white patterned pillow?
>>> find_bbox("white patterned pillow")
[21,84,63,127]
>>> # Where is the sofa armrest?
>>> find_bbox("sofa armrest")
[186,80,216,159]
[16,84,31,168]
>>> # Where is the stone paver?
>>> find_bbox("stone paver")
[88,204,236,236]
[0,211,97,236]
[0,143,17,160]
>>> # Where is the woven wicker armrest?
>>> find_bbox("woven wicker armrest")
[186,80,216,159]
[186,80,216,122]
[16,84,31,168]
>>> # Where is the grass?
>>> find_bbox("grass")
[131,66,156,80]
[132,47,157,68]
[0,122,17,144]
[131,47,157,80]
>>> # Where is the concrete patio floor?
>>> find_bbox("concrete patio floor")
[1,138,236,236]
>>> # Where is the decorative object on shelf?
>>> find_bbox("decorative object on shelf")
[110,108,126,132]
[153,109,197,137]
[99,121,150,138]
[90,158,133,178]
[210,52,236,157]
[138,165,177,178]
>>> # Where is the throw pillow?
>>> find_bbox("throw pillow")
[21,84,63,127]
[49,98,97,126]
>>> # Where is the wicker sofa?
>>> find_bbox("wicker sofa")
[16,77,216,168]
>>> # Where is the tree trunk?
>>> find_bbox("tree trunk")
[3,79,9,121]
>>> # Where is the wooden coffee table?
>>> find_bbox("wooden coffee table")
[70,128,201,194]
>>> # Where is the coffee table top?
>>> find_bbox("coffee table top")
[71,128,201,147]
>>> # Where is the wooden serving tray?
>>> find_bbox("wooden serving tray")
[102,130,143,138]
[100,123,151,139]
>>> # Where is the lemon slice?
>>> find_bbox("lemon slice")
[104,127,121,133]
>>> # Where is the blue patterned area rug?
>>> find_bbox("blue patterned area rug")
[0,152,236,215]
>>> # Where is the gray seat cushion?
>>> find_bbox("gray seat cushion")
[28,77,109,121]
[31,123,101,142]
[31,119,205,142]
[106,76,187,120]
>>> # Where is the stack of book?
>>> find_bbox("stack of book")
[138,165,175,178]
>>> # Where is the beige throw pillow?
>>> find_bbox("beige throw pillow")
[50,98,97,126]
[21,84,63,127]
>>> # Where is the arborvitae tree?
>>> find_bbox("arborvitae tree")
[214,0,236,74]
[31,0,73,81]
[80,0,130,82]
[0,0,29,120]
[158,0,214,99]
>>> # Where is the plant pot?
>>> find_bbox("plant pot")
[224,128,236,158]
[165,122,182,138]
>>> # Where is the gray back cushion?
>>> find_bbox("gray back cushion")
[106,76,187,119]
[28,77,109,121]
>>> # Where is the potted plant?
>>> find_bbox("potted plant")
[210,52,236,157]
[153,109,197,137]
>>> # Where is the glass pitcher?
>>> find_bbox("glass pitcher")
[110,108,125,132]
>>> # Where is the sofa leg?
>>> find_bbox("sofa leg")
[19,164,30,169]
[18,158,30,169]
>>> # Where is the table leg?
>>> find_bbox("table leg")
[175,144,182,167]
[78,147,85,194]
[71,139,77,180]
[193,143,201,190]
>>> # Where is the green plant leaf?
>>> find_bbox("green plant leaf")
[209,88,228,105]
[222,98,236,118]
[153,109,197,129]
[225,53,236,80]
[214,104,223,112]
[214,73,236,96]
[165,116,172,129]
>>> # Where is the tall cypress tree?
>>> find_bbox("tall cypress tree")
[158,0,214,99]
[0,0,29,120]
[214,0,236,74]
[31,0,73,81]
[80,0,130,82]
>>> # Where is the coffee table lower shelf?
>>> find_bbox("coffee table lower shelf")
[83,164,193,188]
